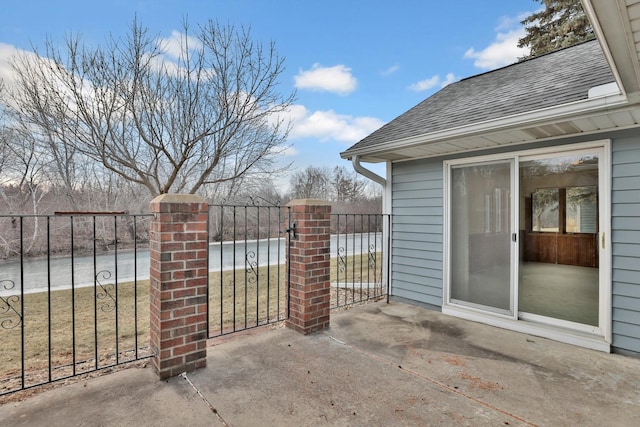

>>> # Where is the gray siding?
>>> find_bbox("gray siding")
[611,137,640,354]
[391,160,443,307]
[389,135,640,354]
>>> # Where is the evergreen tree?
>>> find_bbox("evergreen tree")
[518,0,595,58]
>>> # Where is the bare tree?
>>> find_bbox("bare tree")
[7,18,294,197]
[0,81,11,207]
[331,166,368,203]
[289,165,370,203]
[288,166,331,200]
[0,125,49,254]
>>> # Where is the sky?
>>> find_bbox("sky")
[0,0,539,186]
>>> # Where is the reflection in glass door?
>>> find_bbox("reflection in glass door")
[519,152,600,326]
[450,160,513,315]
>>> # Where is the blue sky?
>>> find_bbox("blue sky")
[0,0,538,184]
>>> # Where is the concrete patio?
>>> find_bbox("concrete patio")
[2,301,639,426]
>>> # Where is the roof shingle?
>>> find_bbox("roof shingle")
[344,40,614,154]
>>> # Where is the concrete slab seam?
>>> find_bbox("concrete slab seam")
[323,333,539,427]
[180,371,229,426]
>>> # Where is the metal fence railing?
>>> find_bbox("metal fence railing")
[1,207,390,395]
[0,213,154,396]
[330,213,390,310]
[207,202,291,338]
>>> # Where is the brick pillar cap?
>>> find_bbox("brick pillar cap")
[286,198,331,207]
[150,194,207,205]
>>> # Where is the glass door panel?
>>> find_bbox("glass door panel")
[450,160,513,315]
[519,153,599,326]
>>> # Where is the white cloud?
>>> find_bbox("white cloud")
[381,64,399,77]
[294,64,357,95]
[267,144,298,158]
[277,145,299,157]
[464,13,531,70]
[0,32,206,91]
[495,12,531,32]
[0,43,78,101]
[0,43,27,88]
[157,30,202,60]
[408,73,458,92]
[441,73,457,88]
[285,104,384,143]
[149,30,212,78]
[464,29,528,70]
[409,75,440,92]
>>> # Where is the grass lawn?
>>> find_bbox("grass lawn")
[1,253,384,393]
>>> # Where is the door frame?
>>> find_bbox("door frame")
[442,140,611,351]
[446,157,517,318]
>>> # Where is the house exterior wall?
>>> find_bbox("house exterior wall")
[611,136,640,354]
[390,160,443,307]
[389,133,640,355]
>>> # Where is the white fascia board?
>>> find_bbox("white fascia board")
[582,0,631,97]
[342,92,630,159]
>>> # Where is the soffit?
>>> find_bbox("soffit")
[347,104,640,163]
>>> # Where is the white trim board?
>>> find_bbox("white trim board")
[441,140,612,352]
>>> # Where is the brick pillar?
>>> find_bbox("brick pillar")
[149,194,209,379]
[285,199,332,334]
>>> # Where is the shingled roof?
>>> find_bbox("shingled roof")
[342,39,615,157]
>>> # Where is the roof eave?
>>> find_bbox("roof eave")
[341,91,631,162]
[582,0,640,98]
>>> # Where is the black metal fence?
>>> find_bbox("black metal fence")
[330,213,390,309]
[1,206,390,395]
[207,201,291,337]
[205,205,390,337]
[0,213,153,396]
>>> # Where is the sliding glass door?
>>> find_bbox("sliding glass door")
[446,144,608,336]
[449,160,514,315]
[518,151,600,327]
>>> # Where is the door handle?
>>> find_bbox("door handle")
[601,232,605,250]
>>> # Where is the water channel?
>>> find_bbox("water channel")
[0,233,383,296]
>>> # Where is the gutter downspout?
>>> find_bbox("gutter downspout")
[351,155,386,186]
[351,155,391,303]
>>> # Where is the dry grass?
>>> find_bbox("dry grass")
[1,252,384,394]
[329,252,385,308]
[207,265,288,336]
[1,281,151,394]
[207,252,384,334]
